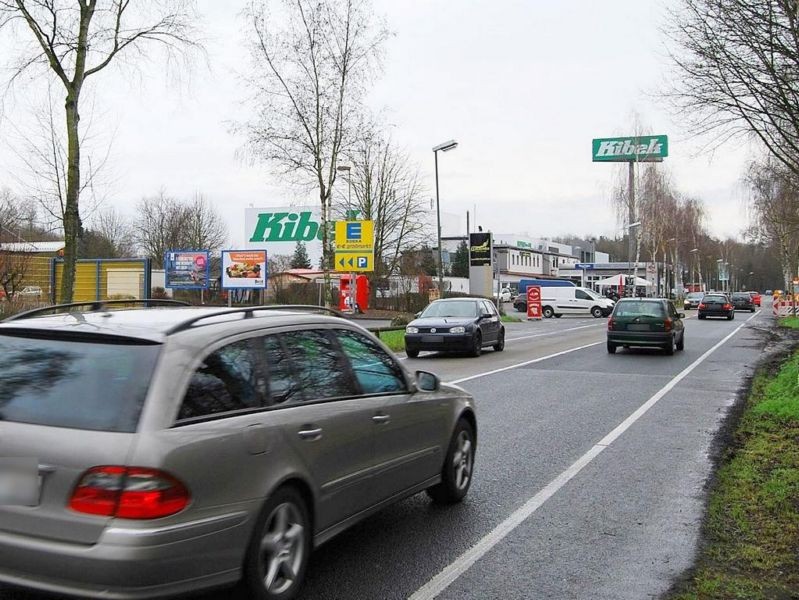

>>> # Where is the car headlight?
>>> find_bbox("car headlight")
[406,326,419,334]
[450,326,466,334]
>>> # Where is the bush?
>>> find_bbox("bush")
[391,314,413,327]
[151,286,169,299]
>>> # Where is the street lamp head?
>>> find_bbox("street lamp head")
[627,221,641,229]
[433,140,458,153]
[690,248,698,253]
[336,165,352,172]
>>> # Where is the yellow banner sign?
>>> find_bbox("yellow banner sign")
[335,252,374,272]
[335,220,374,251]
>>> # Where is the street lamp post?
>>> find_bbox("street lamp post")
[716,259,724,292]
[433,139,458,295]
[627,221,641,295]
[689,248,702,292]
[337,164,354,312]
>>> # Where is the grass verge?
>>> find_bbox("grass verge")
[372,329,405,353]
[669,347,799,600]
[501,314,523,323]
[779,316,799,329]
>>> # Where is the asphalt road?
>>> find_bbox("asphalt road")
[3,306,773,600]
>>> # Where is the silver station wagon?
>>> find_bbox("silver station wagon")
[0,302,477,599]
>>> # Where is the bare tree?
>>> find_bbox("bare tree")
[241,0,388,305]
[745,159,799,287]
[0,249,31,298]
[0,0,201,302]
[340,132,428,295]
[0,188,23,241]
[93,207,134,256]
[667,0,799,174]
[133,192,228,269]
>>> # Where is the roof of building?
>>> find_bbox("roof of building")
[0,241,65,253]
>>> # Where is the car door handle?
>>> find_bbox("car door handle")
[372,414,391,424]
[298,427,323,441]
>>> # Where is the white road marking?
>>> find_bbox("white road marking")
[449,341,603,385]
[505,323,603,342]
[408,311,760,600]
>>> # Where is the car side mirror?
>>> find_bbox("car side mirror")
[678,313,685,319]
[480,312,491,319]
[415,311,422,318]
[416,370,440,392]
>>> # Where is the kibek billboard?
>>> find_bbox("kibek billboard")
[592,135,668,162]
[245,207,324,263]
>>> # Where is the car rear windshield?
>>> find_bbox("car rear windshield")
[0,332,161,432]
[613,301,665,317]
[704,295,727,302]
[686,293,704,300]
[732,293,750,299]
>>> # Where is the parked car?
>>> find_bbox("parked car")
[731,292,756,312]
[765,289,773,295]
[748,291,761,306]
[405,297,504,358]
[698,293,735,320]
[0,301,477,600]
[606,298,685,355]
[683,291,705,309]
[513,278,576,311]
[498,287,512,302]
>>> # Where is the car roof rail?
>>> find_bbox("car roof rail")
[164,304,345,335]
[4,299,191,322]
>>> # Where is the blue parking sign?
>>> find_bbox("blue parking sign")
[357,256,368,268]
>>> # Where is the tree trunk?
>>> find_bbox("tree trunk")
[60,91,81,303]
[320,186,331,307]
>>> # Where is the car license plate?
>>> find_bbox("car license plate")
[422,336,443,343]
[627,324,650,331]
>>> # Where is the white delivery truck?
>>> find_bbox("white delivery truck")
[539,286,614,318]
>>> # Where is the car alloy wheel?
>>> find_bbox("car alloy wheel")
[427,419,475,504]
[470,332,482,357]
[243,487,310,600]
[493,330,505,352]
[542,306,554,319]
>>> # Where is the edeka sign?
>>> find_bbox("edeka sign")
[245,207,324,262]
[592,135,668,162]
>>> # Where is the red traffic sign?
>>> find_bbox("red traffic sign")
[526,285,542,320]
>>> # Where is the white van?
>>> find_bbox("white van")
[540,286,614,318]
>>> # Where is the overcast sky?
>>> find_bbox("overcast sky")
[0,0,760,247]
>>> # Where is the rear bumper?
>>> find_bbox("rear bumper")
[405,333,473,353]
[698,309,732,318]
[607,331,672,347]
[0,510,252,599]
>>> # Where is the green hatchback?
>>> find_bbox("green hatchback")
[607,298,685,355]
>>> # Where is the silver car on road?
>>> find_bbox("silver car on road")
[0,302,477,599]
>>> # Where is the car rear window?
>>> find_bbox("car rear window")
[732,293,750,299]
[704,295,727,302]
[614,301,665,317]
[0,333,160,432]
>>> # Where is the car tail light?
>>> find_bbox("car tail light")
[664,318,672,331]
[607,318,615,331]
[698,303,706,309]
[723,303,732,310]
[69,466,190,519]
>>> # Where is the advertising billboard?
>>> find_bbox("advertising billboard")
[222,250,267,289]
[469,232,492,267]
[245,207,323,264]
[592,135,668,162]
[164,250,210,290]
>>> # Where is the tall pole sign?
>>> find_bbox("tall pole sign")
[593,135,669,295]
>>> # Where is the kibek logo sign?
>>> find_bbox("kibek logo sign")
[247,209,324,243]
[592,135,668,162]
[245,208,325,263]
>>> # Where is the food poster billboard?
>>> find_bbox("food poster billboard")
[222,250,267,289]
[164,250,210,289]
